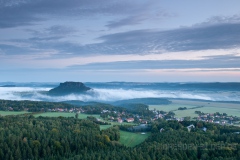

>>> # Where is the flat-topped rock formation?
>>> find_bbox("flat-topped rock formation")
[48,82,91,96]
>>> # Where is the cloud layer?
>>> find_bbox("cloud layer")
[0,0,159,28]
[1,0,240,82]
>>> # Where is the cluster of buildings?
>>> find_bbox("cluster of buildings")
[100,108,184,124]
[46,107,82,113]
[21,105,240,127]
[195,111,239,125]
[101,109,153,124]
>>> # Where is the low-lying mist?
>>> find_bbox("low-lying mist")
[0,86,239,102]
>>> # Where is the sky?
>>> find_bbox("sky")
[0,0,240,82]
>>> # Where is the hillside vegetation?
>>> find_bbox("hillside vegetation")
[0,115,239,159]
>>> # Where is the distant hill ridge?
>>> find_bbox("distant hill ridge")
[48,81,91,96]
[0,85,16,87]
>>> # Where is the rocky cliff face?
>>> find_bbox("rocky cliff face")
[48,82,91,95]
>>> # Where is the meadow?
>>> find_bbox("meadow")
[149,104,196,112]
[100,125,112,130]
[119,131,150,147]
[174,109,198,118]
[100,121,136,130]
[194,107,240,117]
[149,99,240,118]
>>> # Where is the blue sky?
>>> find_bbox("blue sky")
[0,0,240,82]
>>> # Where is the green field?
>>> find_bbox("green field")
[0,111,29,116]
[172,100,240,118]
[195,107,240,117]
[119,131,150,147]
[149,104,196,112]
[174,109,198,118]
[100,121,136,130]
[150,99,240,118]
[100,125,112,130]
[100,122,136,130]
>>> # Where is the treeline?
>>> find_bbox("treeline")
[119,124,151,132]
[178,107,187,110]
[0,99,128,114]
[0,115,121,159]
[0,99,154,118]
[71,119,240,160]
[65,100,154,116]
[0,99,74,112]
[86,116,111,125]
[147,119,240,159]
[0,115,240,159]
[119,103,155,117]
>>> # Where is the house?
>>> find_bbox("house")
[126,118,134,123]
[102,110,109,113]
[187,124,195,132]
[109,116,114,120]
[202,127,207,132]
[175,118,184,121]
[118,118,123,123]
[208,120,213,123]
[57,108,64,112]
[141,120,148,124]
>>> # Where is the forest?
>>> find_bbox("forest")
[0,99,153,116]
[0,99,74,112]
[0,114,239,159]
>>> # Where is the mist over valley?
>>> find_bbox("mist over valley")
[0,82,239,103]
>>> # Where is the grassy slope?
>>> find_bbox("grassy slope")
[119,131,150,147]
[100,125,112,130]
[196,107,240,117]
[149,104,196,112]
[149,99,240,117]
[174,100,240,117]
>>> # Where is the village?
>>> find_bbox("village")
[42,105,240,126]
[194,110,240,125]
